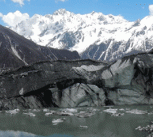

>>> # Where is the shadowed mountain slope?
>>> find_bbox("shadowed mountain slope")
[0,25,80,69]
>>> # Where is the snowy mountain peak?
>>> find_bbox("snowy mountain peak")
[90,11,95,15]
[10,9,153,61]
[140,16,153,27]
[53,9,71,16]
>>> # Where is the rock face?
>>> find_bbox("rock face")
[0,25,80,69]
[0,52,153,110]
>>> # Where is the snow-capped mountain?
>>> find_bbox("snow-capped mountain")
[11,9,153,61]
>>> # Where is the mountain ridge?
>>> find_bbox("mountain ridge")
[10,9,153,61]
[0,24,80,69]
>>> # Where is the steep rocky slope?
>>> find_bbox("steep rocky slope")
[0,51,153,110]
[0,24,80,69]
[10,9,153,61]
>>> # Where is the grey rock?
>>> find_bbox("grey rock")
[0,52,153,109]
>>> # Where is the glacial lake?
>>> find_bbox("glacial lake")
[0,106,153,137]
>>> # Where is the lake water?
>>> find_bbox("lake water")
[0,105,153,137]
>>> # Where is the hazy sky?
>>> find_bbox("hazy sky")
[0,0,153,26]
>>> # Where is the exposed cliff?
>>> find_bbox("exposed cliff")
[0,51,153,110]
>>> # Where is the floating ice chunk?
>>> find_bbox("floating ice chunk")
[59,112,74,116]
[64,108,78,113]
[23,112,36,117]
[75,112,94,118]
[126,108,130,111]
[135,126,142,130]
[45,111,55,116]
[103,108,118,114]
[148,112,153,115]
[43,108,49,112]
[111,113,124,117]
[31,109,40,112]
[6,109,20,115]
[80,125,88,129]
[119,108,124,111]
[45,113,53,116]
[135,125,153,132]
[126,109,147,115]
[45,110,73,116]
[52,118,65,125]
[87,108,99,112]
[79,111,86,113]
[104,106,114,108]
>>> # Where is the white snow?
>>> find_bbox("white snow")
[10,10,130,52]
[11,46,28,65]
[9,9,153,61]
[19,88,24,95]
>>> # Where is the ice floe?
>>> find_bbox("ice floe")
[103,108,125,117]
[31,109,40,112]
[148,112,153,115]
[136,123,153,137]
[58,112,74,116]
[135,125,153,132]
[5,109,20,115]
[23,112,36,117]
[45,111,73,116]
[52,118,65,125]
[80,125,88,129]
[45,112,55,116]
[63,108,78,113]
[43,108,49,112]
[75,111,95,118]
[126,109,147,115]
[111,113,124,117]
[103,108,118,114]
[45,110,56,116]
[119,108,124,111]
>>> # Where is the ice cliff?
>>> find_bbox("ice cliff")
[0,51,153,109]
